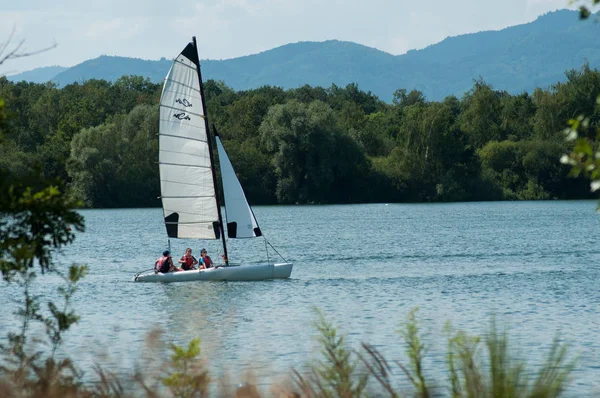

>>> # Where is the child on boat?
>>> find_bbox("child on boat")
[199,248,213,268]
[178,248,198,271]
[154,250,177,273]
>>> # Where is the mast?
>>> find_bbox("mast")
[192,36,229,265]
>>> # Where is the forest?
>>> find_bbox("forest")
[0,65,597,208]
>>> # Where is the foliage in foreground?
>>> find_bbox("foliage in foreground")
[0,308,577,397]
[559,3,600,205]
[0,79,88,397]
[575,0,600,19]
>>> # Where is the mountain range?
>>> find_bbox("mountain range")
[5,9,599,102]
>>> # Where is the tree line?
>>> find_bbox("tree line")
[0,67,597,208]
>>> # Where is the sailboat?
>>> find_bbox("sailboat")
[133,37,293,283]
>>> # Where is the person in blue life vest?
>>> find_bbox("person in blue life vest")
[199,248,213,268]
[178,247,198,271]
[154,249,177,273]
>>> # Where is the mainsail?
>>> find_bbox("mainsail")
[215,135,262,238]
[159,43,219,239]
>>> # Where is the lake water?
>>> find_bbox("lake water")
[1,201,599,394]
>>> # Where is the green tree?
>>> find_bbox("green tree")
[532,87,565,141]
[57,79,113,140]
[67,104,159,207]
[260,100,368,203]
[479,140,522,199]
[500,92,536,141]
[354,111,397,157]
[289,84,328,104]
[204,79,238,131]
[458,80,503,148]
[519,140,570,199]
[327,83,384,115]
[226,91,279,141]
[393,88,426,108]
[109,75,160,113]
[480,139,573,200]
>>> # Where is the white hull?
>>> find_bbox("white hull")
[133,262,293,283]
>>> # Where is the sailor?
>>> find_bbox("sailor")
[155,250,175,273]
[178,248,198,271]
[199,248,213,268]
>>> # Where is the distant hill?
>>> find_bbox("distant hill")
[399,9,600,100]
[6,9,600,101]
[6,65,68,84]
[48,56,173,86]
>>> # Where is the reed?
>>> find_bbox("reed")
[0,309,577,397]
[291,310,368,398]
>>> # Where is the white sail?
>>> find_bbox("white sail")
[159,44,219,239]
[215,136,261,238]
[133,37,293,283]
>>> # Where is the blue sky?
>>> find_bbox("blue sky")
[0,0,581,75]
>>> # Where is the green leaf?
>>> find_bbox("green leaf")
[579,6,591,20]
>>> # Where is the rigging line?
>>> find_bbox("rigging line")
[265,238,287,262]
[264,237,270,264]
[215,243,225,267]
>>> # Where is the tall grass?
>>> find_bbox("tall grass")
[0,309,577,397]
[444,318,575,398]
[292,310,368,397]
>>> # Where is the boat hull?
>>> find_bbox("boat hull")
[133,262,293,283]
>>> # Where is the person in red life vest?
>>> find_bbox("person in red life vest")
[199,248,213,268]
[178,248,198,271]
[154,250,177,273]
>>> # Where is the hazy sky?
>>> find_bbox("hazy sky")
[0,0,579,75]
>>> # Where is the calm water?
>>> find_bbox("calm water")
[1,201,600,394]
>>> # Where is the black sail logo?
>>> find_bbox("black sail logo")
[173,113,191,121]
[175,98,192,107]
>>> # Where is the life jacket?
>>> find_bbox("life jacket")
[156,256,171,273]
[202,255,212,268]
[181,255,196,270]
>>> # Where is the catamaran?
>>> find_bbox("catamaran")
[133,38,292,282]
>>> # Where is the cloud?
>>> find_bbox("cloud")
[85,18,147,41]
